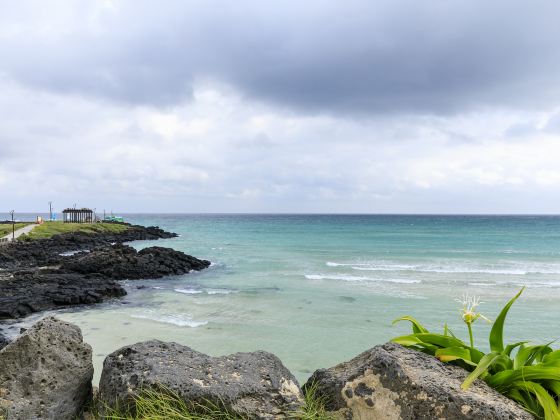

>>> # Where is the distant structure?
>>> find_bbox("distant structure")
[62,208,94,223]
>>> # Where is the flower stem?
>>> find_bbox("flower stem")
[467,322,474,349]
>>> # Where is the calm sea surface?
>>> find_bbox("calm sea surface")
[5,214,560,384]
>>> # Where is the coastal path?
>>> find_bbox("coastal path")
[0,223,37,244]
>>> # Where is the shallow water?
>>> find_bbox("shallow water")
[7,214,560,384]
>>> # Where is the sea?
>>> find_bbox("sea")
[3,214,560,384]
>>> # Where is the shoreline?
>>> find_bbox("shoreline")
[0,221,210,345]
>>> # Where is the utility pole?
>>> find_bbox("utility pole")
[10,210,14,241]
[49,201,53,221]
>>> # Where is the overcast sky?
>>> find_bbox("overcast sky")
[1,0,560,213]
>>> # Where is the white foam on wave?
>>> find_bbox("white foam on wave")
[130,312,207,327]
[174,288,203,294]
[326,261,560,275]
[174,288,237,295]
[305,274,420,284]
[207,289,237,295]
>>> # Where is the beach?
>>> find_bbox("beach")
[4,214,559,385]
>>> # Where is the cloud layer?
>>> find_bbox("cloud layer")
[1,1,560,213]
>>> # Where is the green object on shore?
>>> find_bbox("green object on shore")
[105,216,125,223]
[20,221,129,240]
[392,288,560,420]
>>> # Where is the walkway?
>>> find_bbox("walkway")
[0,223,37,243]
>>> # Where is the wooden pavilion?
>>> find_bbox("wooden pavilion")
[62,208,94,223]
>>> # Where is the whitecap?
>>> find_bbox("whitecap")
[130,312,207,327]
[174,288,203,294]
[305,274,420,284]
[207,289,237,295]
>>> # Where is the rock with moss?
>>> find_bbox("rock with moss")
[99,340,304,419]
[0,316,93,420]
[304,342,532,420]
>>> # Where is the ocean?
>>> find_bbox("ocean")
[5,214,560,384]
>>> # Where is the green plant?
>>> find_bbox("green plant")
[92,384,333,420]
[100,388,245,420]
[392,287,560,420]
[293,381,335,420]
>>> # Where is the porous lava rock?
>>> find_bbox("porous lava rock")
[304,342,532,420]
[62,244,210,279]
[99,340,304,419]
[0,317,93,420]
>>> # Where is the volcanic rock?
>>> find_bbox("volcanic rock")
[0,317,93,420]
[304,342,532,420]
[0,270,125,320]
[62,244,210,280]
[99,340,304,419]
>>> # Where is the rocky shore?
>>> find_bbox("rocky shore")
[0,316,532,419]
[0,223,210,341]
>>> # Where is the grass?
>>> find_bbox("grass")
[0,222,31,238]
[392,288,560,420]
[86,384,333,420]
[20,221,130,240]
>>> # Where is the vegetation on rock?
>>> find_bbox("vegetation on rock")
[20,221,129,240]
[90,385,333,420]
[392,287,560,420]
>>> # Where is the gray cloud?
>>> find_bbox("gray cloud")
[1,0,560,114]
[2,1,560,213]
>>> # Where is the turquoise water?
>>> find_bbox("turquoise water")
[13,214,560,384]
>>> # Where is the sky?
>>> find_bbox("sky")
[1,0,560,214]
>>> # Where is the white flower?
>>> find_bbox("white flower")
[455,293,491,324]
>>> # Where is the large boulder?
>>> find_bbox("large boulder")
[0,316,93,419]
[99,340,303,419]
[304,342,532,420]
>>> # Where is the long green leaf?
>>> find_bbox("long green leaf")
[488,366,560,389]
[435,346,476,365]
[489,287,525,353]
[469,347,485,364]
[542,380,560,398]
[392,316,429,334]
[413,333,467,349]
[461,351,502,390]
[391,335,438,353]
[504,341,529,357]
[515,344,554,369]
[543,350,560,364]
[510,381,560,420]
[506,388,541,418]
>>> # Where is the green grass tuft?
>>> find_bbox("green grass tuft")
[86,384,333,420]
[22,221,129,240]
[292,381,335,420]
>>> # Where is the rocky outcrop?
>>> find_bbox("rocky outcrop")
[0,223,177,270]
[0,316,93,420]
[0,270,126,319]
[304,342,532,420]
[62,244,211,279]
[0,244,209,321]
[99,340,304,419]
